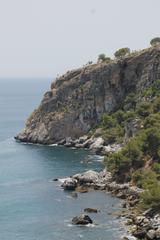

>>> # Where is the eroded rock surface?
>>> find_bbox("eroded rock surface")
[16,47,160,144]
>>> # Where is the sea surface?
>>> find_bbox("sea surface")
[0,79,126,240]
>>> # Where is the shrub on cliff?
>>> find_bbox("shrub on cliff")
[142,128,160,160]
[114,47,130,59]
[105,139,144,181]
[152,163,160,175]
[105,152,131,182]
[136,102,152,117]
[102,125,124,145]
[150,37,160,46]
[139,170,160,211]
[102,114,117,128]
[123,140,144,168]
[97,54,111,63]
[143,79,160,98]
[144,113,160,129]
[153,97,160,112]
[101,114,124,144]
[123,93,137,110]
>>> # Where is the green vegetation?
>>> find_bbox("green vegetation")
[150,37,160,46]
[114,47,130,58]
[95,79,160,211]
[139,170,160,211]
[99,110,137,145]
[95,48,160,212]
[97,54,111,63]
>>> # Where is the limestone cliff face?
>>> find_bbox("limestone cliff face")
[16,47,160,144]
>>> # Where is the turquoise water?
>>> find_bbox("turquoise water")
[0,79,125,240]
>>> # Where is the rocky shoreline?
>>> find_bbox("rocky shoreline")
[55,168,159,240]
[52,135,160,240]
[16,132,160,239]
[57,135,122,155]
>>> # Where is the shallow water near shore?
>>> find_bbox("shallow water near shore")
[0,79,126,240]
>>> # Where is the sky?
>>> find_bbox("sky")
[0,0,160,79]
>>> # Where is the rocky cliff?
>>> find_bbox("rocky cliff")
[16,46,160,144]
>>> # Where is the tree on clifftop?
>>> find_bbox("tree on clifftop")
[97,54,111,63]
[114,47,130,59]
[150,37,160,46]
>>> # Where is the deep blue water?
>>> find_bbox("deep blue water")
[0,79,126,240]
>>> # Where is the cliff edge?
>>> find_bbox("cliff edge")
[16,47,160,144]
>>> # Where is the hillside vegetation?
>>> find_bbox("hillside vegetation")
[99,79,160,211]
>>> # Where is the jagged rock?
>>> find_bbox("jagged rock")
[132,229,146,239]
[99,169,112,182]
[117,191,127,199]
[146,229,156,239]
[128,199,139,207]
[64,137,74,147]
[16,47,160,144]
[57,138,66,145]
[61,178,77,190]
[75,138,94,148]
[102,144,122,154]
[124,118,142,143]
[89,137,104,151]
[73,170,99,184]
[155,228,160,239]
[72,214,93,225]
[134,216,146,225]
[78,135,88,143]
[84,208,99,213]
[126,219,133,225]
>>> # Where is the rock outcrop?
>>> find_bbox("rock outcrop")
[72,214,93,225]
[16,46,160,144]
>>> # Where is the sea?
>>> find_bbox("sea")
[0,78,127,240]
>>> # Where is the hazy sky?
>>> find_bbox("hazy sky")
[0,0,160,78]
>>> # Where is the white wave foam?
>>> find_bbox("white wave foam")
[58,177,70,183]
[49,143,58,146]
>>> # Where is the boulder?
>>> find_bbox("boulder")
[146,229,156,240]
[79,138,95,148]
[155,228,160,239]
[72,214,93,225]
[57,138,66,145]
[134,216,146,225]
[78,135,88,144]
[64,137,75,147]
[102,144,122,154]
[73,170,99,184]
[84,208,99,213]
[52,178,58,181]
[61,178,77,190]
[89,137,104,150]
[132,229,146,239]
[70,192,78,198]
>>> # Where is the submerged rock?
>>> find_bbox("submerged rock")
[84,208,99,213]
[72,214,93,225]
[75,186,89,193]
